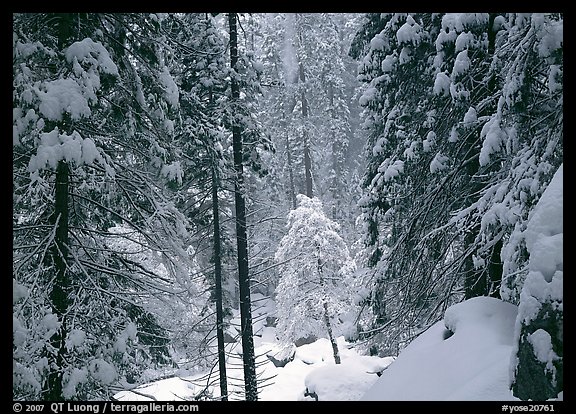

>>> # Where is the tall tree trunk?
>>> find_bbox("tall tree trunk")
[283,114,297,209]
[228,13,258,401]
[299,62,313,198]
[212,168,228,401]
[44,14,74,401]
[464,14,503,299]
[328,81,342,220]
[45,160,71,400]
[303,138,313,198]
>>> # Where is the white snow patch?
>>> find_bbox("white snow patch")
[449,126,459,142]
[63,367,89,399]
[369,34,388,51]
[473,255,486,269]
[65,38,118,75]
[451,49,471,78]
[396,15,422,45]
[383,160,404,181]
[89,359,117,385]
[304,357,392,401]
[66,329,86,350]
[527,329,554,364]
[423,131,436,152]
[381,54,396,73]
[252,60,264,73]
[28,129,102,173]
[435,29,457,51]
[536,17,563,58]
[404,141,418,160]
[399,47,411,64]
[13,279,28,304]
[479,117,505,166]
[455,31,474,52]
[362,297,519,400]
[13,316,27,347]
[159,66,179,108]
[430,152,450,173]
[359,87,377,106]
[463,106,477,126]
[41,313,60,331]
[161,161,184,185]
[523,163,563,281]
[548,65,562,93]
[433,72,451,96]
[36,78,91,121]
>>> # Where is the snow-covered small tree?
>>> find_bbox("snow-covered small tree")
[274,195,357,364]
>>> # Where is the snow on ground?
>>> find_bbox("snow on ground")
[362,296,520,401]
[303,355,394,401]
[115,325,390,401]
[116,294,525,401]
[115,293,392,401]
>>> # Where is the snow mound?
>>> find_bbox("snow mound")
[362,296,519,400]
[304,356,394,401]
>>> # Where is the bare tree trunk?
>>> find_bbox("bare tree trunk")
[212,168,228,401]
[316,243,340,364]
[44,14,74,401]
[464,14,502,299]
[283,114,297,209]
[299,62,313,198]
[45,160,71,400]
[488,238,503,298]
[303,138,313,198]
[464,224,486,299]
[323,302,341,364]
[228,13,258,401]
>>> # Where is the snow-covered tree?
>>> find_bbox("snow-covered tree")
[274,195,357,364]
[350,12,562,358]
[245,14,364,302]
[510,164,562,400]
[12,13,209,400]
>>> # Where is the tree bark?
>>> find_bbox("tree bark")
[44,14,74,401]
[323,302,341,365]
[283,114,297,209]
[317,243,340,364]
[212,168,228,401]
[488,238,503,298]
[299,62,313,198]
[463,224,486,299]
[228,13,258,401]
[45,160,71,400]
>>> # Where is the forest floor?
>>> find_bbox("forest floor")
[114,294,565,402]
[114,293,393,401]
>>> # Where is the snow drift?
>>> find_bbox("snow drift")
[362,296,519,400]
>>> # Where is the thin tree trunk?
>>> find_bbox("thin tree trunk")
[299,62,313,198]
[303,138,313,198]
[212,168,228,401]
[328,81,342,220]
[488,238,503,298]
[316,243,340,365]
[464,224,486,299]
[464,14,502,299]
[323,302,341,365]
[228,12,258,401]
[283,114,297,209]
